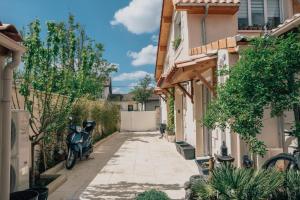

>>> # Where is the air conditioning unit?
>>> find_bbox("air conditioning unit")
[10,110,30,192]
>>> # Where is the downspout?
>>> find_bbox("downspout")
[201,4,209,45]
[0,51,22,200]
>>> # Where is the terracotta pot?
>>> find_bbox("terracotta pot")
[167,135,176,143]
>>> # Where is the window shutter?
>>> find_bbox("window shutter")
[238,0,248,18]
[267,0,280,17]
[251,0,264,14]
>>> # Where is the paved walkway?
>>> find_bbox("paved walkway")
[49,132,199,200]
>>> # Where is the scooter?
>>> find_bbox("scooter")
[65,117,96,169]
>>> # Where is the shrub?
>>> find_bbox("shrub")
[192,164,284,200]
[272,170,300,200]
[285,170,300,200]
[91,101,120,135]
[135,189,170,200]
[71,99,90,125]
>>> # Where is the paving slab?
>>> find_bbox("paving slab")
[49,132,199,200]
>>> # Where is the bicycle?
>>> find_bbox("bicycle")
[262,130,300,170]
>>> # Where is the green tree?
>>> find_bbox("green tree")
[203,33,300,156]
[16,15,117,184]
[131,74,153,111]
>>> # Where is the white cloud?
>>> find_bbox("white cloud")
[110,0,162,34]
[113,71,153,81]
[128,45,157,66]
[112,88,122,94]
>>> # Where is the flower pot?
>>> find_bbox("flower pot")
[167,135,175,143]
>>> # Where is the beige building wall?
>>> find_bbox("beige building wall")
[187,14,238,48]
[120,111,157,132]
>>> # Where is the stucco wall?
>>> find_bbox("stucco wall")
[187,13,238,48]
[160,98,168,125]
[145,100,160,111]
[120,111,158,132]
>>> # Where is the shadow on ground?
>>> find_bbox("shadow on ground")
[80,182,182,200]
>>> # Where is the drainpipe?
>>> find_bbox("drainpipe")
[0,51,22,200]
[201,4,209,45]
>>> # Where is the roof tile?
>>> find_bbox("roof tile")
[174,0,240,4]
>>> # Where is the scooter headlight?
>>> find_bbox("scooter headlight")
[76,126,82,133]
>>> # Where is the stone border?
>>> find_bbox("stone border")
[94,131,119,148]
[41,162,64,176]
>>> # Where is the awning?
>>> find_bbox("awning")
[167,54,217,85]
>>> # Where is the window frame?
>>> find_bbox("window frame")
[239,0,283,29]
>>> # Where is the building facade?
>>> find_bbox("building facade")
[155,0,300,167]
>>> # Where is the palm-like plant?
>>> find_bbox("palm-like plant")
[285,170,300,200]
[192,164,284,200]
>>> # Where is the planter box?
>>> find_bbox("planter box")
[175,141,195,160]
[195,158,210,175]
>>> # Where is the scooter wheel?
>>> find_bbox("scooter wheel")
[66,150,77,169]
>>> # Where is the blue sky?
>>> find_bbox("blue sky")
[1,0,162,94]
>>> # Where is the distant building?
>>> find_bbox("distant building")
[109,93,160,111]
[101,77,112,100]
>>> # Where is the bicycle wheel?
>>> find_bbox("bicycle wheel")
[262,153,299,171]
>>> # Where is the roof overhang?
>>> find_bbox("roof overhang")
[271,14,300,36]
[174,0,240,14]
[170,55,217,85]
[0,33,25,53]
[155,0,174,81]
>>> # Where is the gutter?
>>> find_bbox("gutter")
[201,4,209,45]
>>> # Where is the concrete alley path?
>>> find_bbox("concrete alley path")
[49,132,199,200]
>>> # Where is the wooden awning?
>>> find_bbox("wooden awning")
[167,54,217,85]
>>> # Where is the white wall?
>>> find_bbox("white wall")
[160,98,168,124]
[120,111,157,132]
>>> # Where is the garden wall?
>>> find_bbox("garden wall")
[120,111,158,132]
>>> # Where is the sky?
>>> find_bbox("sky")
[1,0,162,94]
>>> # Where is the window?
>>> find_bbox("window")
[238,0,281,30]
[238,0,249,29]
[173,13,182,51]
[128,105,133,111]
[251,0,265,27]
[267,0,281,28]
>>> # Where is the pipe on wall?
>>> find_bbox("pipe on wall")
[0,51,22,200]
[201,4,209,45]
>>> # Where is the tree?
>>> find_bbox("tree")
[131,74,153,111]
[14,15,117,184]
[203,33,300,156]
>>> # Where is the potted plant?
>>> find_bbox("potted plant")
[166,125,175,143]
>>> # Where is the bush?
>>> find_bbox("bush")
[192,164,284,200]
[135,189,170,200]
[71,99,90,125]
[91,101,120,135]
